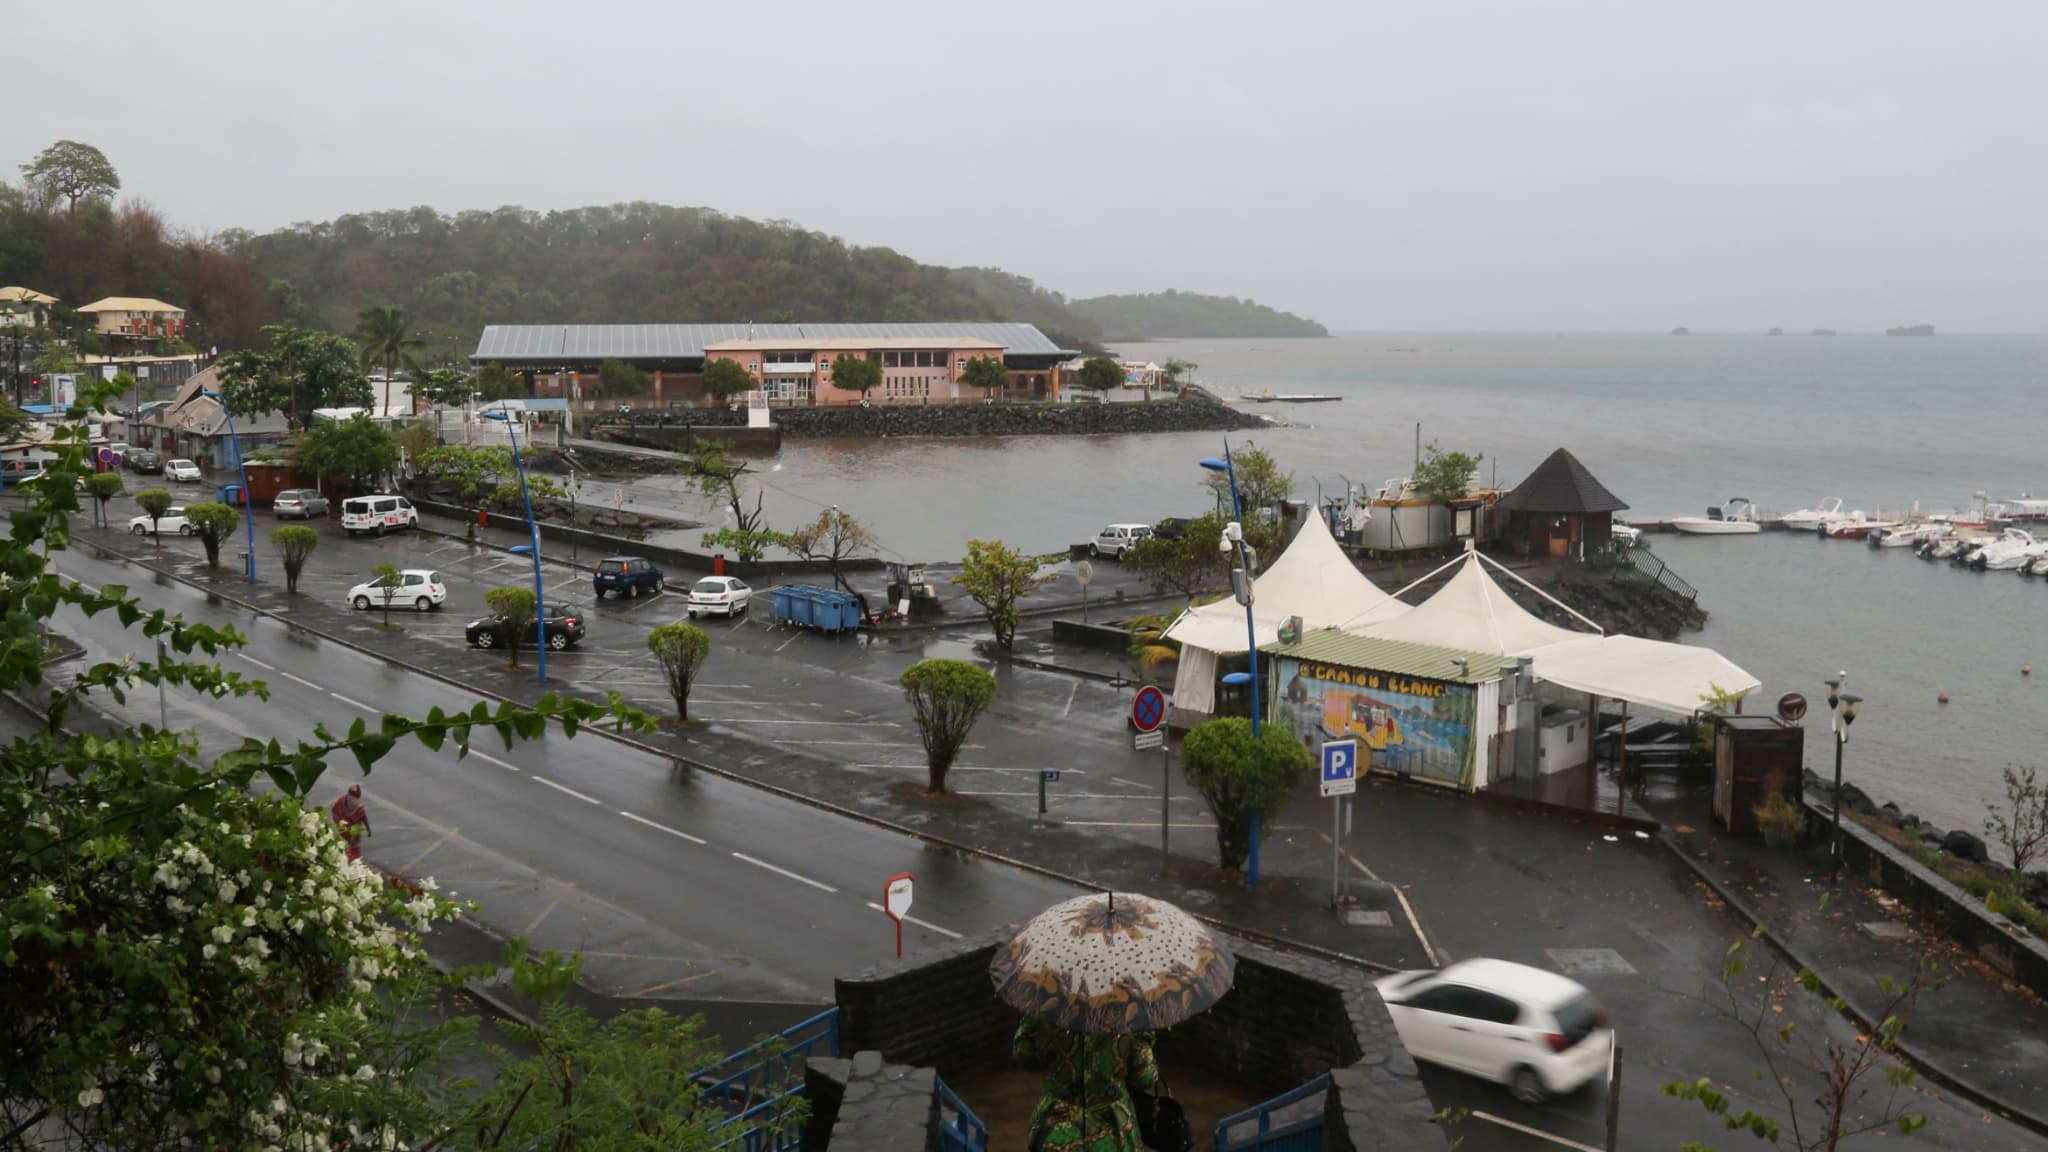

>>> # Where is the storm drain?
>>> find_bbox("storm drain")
[1342,908,1393,928]
[1859,921,1913,941]
[1545,948,1636,975]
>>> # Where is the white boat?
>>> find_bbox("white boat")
[1611,522,1642,546]
[1876,522,1951,549]
[1671,498,1762,535]
[1777,497,1843,530]
[1923,535,1970,560]
[1967,528,2044,570]
[1821,511,1898,540]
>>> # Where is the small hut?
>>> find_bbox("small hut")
[1498,448,1628,558]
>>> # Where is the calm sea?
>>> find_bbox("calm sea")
[666,333,2048,840]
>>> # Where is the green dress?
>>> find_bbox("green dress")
[1011,1018,1160,1152]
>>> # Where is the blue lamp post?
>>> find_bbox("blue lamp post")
[483,408,548,684]
[1201,443,1264,888]
[200,389,257,584]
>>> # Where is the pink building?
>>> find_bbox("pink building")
[700,337,1008,406]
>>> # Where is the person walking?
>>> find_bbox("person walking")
[329,784,371,863]
[1011,1017,1159,1152]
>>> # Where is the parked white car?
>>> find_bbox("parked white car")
[164,459,202,483]
[128,506,193,536]
[1090,523,1154,558]
[1376,959,1611,1104]
[347,569,447,612]
[341,494,419,536]
[686,576,752,618]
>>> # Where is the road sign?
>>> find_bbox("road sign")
[1131,684,1167,732]
[1134,730,1164,750]
[96,448,115,466]
[1039,767,1061,783]
[882,873,914,958]
[1320,738,1358,797]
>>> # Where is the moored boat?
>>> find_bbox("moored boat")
[1777,497,1843,530]
[1672,498,1761,535]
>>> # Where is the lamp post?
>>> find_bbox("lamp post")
[483,407,547,684]
[200,389,257,584]
[1201,443,1264,888]
[1823,674,1864,884]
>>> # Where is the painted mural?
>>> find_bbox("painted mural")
[1272,657,1477,787]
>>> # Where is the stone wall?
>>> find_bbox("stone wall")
[594,390,1262,442]
[836,930,1021,1082]
[804,1054,939,1152]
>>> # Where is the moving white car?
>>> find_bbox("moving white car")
[128,506,193,536]
[1376,958,1611,1104]
[341,494,420,536]
[686,575,752,618]
[347,569,447,612]
[164,459,202,483]
[1090,523,1154,558]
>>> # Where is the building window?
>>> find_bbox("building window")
[882,351,899,368]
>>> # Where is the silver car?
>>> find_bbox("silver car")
[273,488,330,519]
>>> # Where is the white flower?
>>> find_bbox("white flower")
[205,1066,221,1084]
[355,1064,375,1082]
[202,944,216,960]
[212,925,235,944]
[76,1086,103,1108]
[217,880,238,903]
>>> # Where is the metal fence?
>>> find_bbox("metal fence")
[696,1007,841,1152]
[1612,541,1699,602]
[935,1077,989,1152]
[1215,1073,1328,1152]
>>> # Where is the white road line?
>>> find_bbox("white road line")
[467,750,521,772]
[235,652,276,671]
[619,810,708,845]
[329,693,376,714]
[1063,682,1079,718]
[1466,1111,1604,1152]
[282,672,322,691]
[531,775,602,805]
[1062,820,1218,829]
[709,718,901,727]
[1317,830,1440,966]
[775,633,800,652]
[730,852,837,893]
[865,902,963,939]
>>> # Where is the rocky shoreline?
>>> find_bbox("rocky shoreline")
[1814,770,2048,914]
[595,387,1264,440]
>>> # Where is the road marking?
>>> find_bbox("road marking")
[1062,820,1218,829]
[860,764,1076,775]
[523,899,560,934]
[235,652,276,671]
[775,633,800,652]
[730,852,837,893]
[1063,682,1079,718]
[706,717,901,727]
[619,810,708,845]
[532,775,602,805]
[400,826,458,871]
[1466,1111,1604,1152]
[330,693,376,714]
[955,791,1197,801]
[630,969,722,997]
[282,671,322,690]
[1316,830,1439,966]
[865,902,963,939]
[468,750,520,772]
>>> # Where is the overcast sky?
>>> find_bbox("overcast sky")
[9,1,2044,331]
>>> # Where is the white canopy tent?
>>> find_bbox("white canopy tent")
[1166,514,1403,713]
[1525,634,1761,717]
[1343,550,1594,652]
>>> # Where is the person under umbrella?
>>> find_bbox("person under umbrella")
[1011,1017,1156,1152]
[329,784,371,863]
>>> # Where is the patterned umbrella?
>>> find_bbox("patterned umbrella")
[989,892,1235,1034]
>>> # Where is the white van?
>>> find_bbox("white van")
[341,494,420,536]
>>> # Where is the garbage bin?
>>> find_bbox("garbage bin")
[216,483,245,507]
[712,554,727,576]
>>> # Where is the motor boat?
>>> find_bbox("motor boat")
[1876,522,1951,549]
[1922,535,1970,560]
[1777,497,1843,530]
[1611,522,1642,546]
[1821,511,1898,540]
[2021,553,2048,579]
[1965,528,2044,571]
[1671,498,1761,535]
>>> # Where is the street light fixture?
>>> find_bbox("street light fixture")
[1823,673,1865,884]
[199,389,257,584]
[482,407,548,685]
[1201,444,1265,888]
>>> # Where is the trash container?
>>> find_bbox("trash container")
[216,483,245,507]
[712,554,727,576]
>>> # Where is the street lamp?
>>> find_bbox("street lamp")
[1823,674,1865,884]
[482,407,548,684]
[1202,443,1265,888]
[200,389,257,584]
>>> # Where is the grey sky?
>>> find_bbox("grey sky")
[9,1,2044,331]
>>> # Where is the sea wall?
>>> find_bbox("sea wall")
[594,390,1262,442]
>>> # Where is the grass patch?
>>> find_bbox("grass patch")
[1851,810,2048,937]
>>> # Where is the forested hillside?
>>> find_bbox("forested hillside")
[1070,289,1328,339]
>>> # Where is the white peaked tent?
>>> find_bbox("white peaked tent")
[1167,514,1403,713]
[1342,550,1594,653]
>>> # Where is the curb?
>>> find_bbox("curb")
[78,535,1410,979]
[1655,828,2048,1139]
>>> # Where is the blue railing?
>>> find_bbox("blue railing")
[935,1077,988,1152]
[696,1007,841,1152]
[1216,1073,1330,1152]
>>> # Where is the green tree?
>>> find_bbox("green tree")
[183,502,241,569]
[411,366,472,408]
[1179,718,1313,871]
[485,585,539,667]
[369,561,402,627]
[417,445,515,537]
[960,354,1008,401]
[270,524,319,594]
[1204,442,1294,522]
[133,486,174,544]
[215,324,373,432]
[84,471,124,530]
[1124,513,1229,598]
[687,439,778,562]
[293,413,398,494]
[19,139,120,216]
[354,304,424,413]
[1162,358,1198,389]
[474,361,527,402]
[1410,440,1484,501]
[899,658,998,793]
[699,357,756,403]
[951,538,1055,651]
[1077,356,1124,392]
[646,622,711,721]
[390,421,438,491]
[597,357,651,398]
[0,396,34,443]
[1985,766,2048,875]
[830,352,881,402]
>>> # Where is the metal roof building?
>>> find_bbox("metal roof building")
[472,322,1069,365]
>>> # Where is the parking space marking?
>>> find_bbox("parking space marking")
[706,717,902,727]
[731,852,837,893]
[282,672,322,691]
[235,652,277,671]
[873,764,1083,776]
[330,693,377,714]
[864,902,963,939]
[1062,820,1217,829]
[618,810,708,845]
[1466,1111,1603,1152]
[532,775,602,805]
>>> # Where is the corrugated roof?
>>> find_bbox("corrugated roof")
[1498,447,1629,513]
[76,296,185,314]
[473,321,1062,362]
[1262,629,1511,684]
[703,336,1003,351]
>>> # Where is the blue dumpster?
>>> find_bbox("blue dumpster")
[215,483,246,507]
[768,586,802,627]
[769,584,862,632]
[814,588,861,632]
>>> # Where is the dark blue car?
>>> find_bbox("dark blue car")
[593,555,666,598]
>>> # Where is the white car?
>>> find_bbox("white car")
[341,494,419,536]
[1091,523,1154,558]
[128,506,193,536]
[347,569,447,613]
[686,576,752,618]
[1376,958,1611,1104]
[164,459,202,483]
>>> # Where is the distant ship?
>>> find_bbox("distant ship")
[1886,324,1936,337]
[1668,326,1690,336]
[1811,328,1838,336]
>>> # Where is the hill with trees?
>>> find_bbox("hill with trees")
[1069,289,1328,340]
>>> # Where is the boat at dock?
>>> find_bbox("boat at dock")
[1776,497,1843,530]
[1240,388,1341,404]
[1671,498,1761,535]
[1820,511,1898,539]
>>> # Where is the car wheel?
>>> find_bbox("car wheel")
[475,631,496,649]
[627,583,639,599]
[1089,543,1101,557]
[686,609,698,619]
[130,523,147,535]
[547,632,570,651]
[654,577,664,593]
[353,595,371,611]
[346,529,357,538]
[415,597,432,613]
[179,524,193,536]
[1508,1066,1547,1105]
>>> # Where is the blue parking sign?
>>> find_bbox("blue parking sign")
[1321,739,1358,797]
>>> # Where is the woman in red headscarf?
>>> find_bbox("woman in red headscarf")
[330,784,371,863]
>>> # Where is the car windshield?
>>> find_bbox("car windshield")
[692,580,728,594]
[1551,994,1604,1041]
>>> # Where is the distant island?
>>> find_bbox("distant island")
[1070,289,1328,340]
[1768,327,1783,336]
[1812,328,1837,336]
[1886,324,1936,337]
[1668,327,1690,335]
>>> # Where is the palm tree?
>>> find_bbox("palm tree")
[353,305,424,415]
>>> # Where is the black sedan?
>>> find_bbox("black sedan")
[465,603,587,651]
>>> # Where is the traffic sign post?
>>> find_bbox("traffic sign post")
[1321,740,1359,907]
[1037,767,1060,823]
[882,873,914,958]
[1131,685,1166,732]
[1129,685,1172,875]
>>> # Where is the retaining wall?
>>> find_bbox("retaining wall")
[594,392,1262,442]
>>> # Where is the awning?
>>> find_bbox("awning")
[1524,634,1761,717]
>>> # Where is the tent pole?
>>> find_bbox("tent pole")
[1617,699,1629,817]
